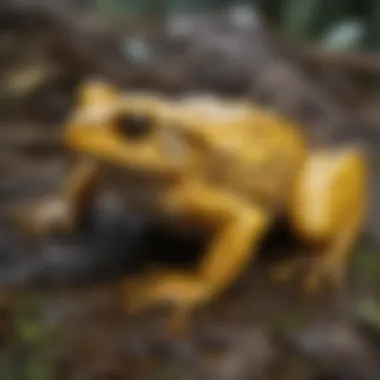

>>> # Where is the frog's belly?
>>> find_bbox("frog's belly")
[100,166,212,234]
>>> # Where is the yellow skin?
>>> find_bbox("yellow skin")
[17,81,368,326]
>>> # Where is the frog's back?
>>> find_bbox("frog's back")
[198,105,309,208]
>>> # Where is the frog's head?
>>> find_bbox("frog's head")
[64,80,206,177]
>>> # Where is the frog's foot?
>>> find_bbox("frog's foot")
[303,257,345,294]
[12,197,73,238]
[123,272,209,333]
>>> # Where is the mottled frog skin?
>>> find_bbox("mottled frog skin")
[17,80,368,324]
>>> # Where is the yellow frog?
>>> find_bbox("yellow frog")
[17,80,368,322]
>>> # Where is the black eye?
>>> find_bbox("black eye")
[116,112,154,139]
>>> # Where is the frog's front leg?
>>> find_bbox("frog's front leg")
[288,147,368,293]
[123,183,270,320]
[13,159,99,237]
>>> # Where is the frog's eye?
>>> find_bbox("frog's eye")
[115,112,154,139]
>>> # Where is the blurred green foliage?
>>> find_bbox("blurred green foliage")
[77,0,380,52]
[0,294,58,380]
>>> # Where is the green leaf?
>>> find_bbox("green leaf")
[357,298,380,332]
[319,19,366,52]
[280,0,353,41]
[281,0,324,39]
[364,0,380,50]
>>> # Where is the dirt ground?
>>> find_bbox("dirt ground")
[1,2,380,380]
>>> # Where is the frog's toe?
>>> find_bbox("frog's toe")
[123,273,209,314]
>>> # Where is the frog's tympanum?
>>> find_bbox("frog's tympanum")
[19,80,368,321]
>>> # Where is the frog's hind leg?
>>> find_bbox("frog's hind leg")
[288,146,368,293]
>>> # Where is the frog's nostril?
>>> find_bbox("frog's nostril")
[116,112,154,139]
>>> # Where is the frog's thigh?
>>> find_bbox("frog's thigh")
[289,147,367,290]
[124,186,270,313]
